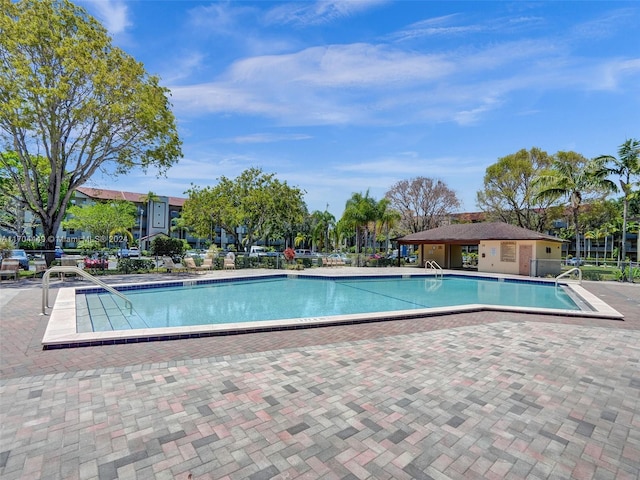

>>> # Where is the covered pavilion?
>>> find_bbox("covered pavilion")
[397,222,565,276]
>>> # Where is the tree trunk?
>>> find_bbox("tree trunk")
[621,199,628,264]
[573,208,581,260]
[42,215,61,266]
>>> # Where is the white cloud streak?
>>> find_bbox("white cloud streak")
[265,0,388,26]
[82,0,131,35]
[169,34,638,127]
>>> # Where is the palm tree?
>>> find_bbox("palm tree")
[342,190,377,257]
[294,232,308,249]
[584,229,596,261]
[601,221,621,262]
[533,152,615,261]
[310,209,336,254]
[591,227,608,265]
[596,138,640,263]
[376,199,401,254]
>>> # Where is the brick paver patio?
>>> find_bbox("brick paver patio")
[1,269,639,479]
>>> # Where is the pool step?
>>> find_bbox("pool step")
[76,293,147,332]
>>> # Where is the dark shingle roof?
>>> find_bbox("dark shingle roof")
[398,222,564,244]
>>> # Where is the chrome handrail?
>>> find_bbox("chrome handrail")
[555,267,582,287]
[42,266,132,315]
[424,260,443,278]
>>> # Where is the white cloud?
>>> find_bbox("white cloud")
[187,2,256,34]
[265,0,388,26]
[83,0,131,35]
[167,10,639,128]
[225,133,313,144]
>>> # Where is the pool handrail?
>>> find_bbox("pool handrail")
[555,267,582,287]
[41,266,133,315]
[424,260,443,278]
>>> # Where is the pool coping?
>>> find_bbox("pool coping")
[42,270,624,349]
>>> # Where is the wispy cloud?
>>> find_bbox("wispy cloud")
[265,0,387,26]
[82,0,131,35]
[170,33,626,127]
[187,2,256,34]
[224,133,313,144]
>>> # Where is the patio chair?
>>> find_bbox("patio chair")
[223,252,236,270]
[0,259,20,281]
[183,257,208,273]
[162,256,186,273]
[31,259,48,279]
[201,257,213,270]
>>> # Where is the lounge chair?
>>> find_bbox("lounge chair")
[183,257,209,273]
[162,256,186,273]
[31,259,48,279]
[0,259,19,281]
[223,252,235,270]
[201,258,213,270]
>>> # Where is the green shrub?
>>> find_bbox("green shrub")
[117,258,154,274]
[581,270,601,281]
[18,240,42,250]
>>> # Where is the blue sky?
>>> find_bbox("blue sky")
[80,1,640,218]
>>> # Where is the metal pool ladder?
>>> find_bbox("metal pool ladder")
[41,266,132,315]
[424,260,443,278]
[555,267,582,287]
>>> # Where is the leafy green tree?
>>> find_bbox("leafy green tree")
[386,177,460,234]
[183,168,306,250]
[0,151,48,237]
[0,0,182,263]
[533,152,615,261]
[150,235,185,258]
[596,138,640,263]
[476,148,555,232]
[62,201,136,247]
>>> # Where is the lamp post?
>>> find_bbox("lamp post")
[138,207,144,250]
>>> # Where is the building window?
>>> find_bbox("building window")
[500,242,516,262]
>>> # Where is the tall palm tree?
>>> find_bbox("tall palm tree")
[342,190,377,256]
[584,229,596,260]
[533,152,615,261]
[375,199,401,254]
[596,138,640,263]
[310,209,336,254]
[604,222,619,262]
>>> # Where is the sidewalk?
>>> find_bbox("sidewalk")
[1,272,639,479]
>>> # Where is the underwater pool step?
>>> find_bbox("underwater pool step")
[75,292,148,332]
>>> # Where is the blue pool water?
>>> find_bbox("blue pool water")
[77,275,580,332]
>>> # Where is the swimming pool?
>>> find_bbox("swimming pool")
[42,271,623,348]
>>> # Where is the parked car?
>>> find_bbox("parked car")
[55,246,64,258]
[84,254,109,269]
[294,249,319,258]
[567,257,583,266]
[116,248,130,258]
[185,249,206,260]
[327,253,352,264]
[9,249,29,270]
[128,247,140,258]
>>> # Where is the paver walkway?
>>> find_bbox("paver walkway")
[1,269,639,479]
